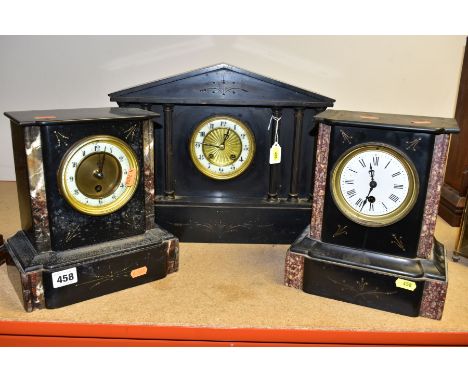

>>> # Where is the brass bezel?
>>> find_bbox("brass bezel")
[58,135,140,216]
[330,143,419,227]
[189,116,256,180]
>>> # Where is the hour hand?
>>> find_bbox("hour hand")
[369,163,375,180]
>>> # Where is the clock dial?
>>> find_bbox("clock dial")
[58,135,139,215]
[190,116,255,180]
[331,144,419,227]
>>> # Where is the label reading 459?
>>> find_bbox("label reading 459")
[52,268,78,288]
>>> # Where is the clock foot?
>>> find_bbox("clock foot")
[164,191,176,199]
[4,228,179,311]
[286,227,448,320]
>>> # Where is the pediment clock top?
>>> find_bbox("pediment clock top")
[109,63,335,107]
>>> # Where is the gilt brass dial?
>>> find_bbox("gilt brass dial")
[58,135,139,216]
[189,116,255,180]
[331,143,419,227]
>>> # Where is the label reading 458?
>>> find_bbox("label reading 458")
[52,268,78,288]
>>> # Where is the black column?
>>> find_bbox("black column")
[268,107,282,201]
[163,104,175,199]
[289,108,304,200]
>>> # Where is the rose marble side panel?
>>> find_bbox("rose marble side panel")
[419,280,448,320]
[284,250,304,289]
[417,134,450,259]
[310,123,331,240]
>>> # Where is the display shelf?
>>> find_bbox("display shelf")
[1,181,468,346]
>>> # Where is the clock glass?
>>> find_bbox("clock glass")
[331,143,419,227]
[58,135,139,215]
[189,116,255,180]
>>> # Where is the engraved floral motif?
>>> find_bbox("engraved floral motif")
[64,224,81,243]
[79,263,139,290]
[53,131,70,147]
[199,74,248,96]
[333,224,348,238]
[340,129,353,144]
[123,123,139,142]
[171,219,274,239]
[328,275,397,302]
[391,234,406,251]
[405,138,422,151]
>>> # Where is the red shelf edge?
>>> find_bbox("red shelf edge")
[1,320,468,345]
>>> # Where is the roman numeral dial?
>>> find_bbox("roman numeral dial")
[331,144,419,227]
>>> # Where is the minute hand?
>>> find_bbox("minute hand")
[199,142,221,148]
[221,128,231,145]
[360,186,375,212]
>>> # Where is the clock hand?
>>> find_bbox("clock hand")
[369,163,375,181]
[360,188,372,211]
[99,148,107,174]
[221,128,231,146]
[199,142,221,148]
[94,148,107,179]
[360,164,378,211]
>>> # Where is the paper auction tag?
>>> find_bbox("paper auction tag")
[52,268,78,288]
[395,278,416,291]
[269,142,282,164]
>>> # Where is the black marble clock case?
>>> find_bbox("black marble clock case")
[285,110,459,319]
[109,64,335,244]
[3,108,179,311]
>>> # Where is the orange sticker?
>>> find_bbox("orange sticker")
[131,266,148,278]
[125,168,137,187]
[360,115,379,120]
[34,115,57,120]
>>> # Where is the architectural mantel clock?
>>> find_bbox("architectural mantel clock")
[285,110,459,319]
[109,64,335,244]
[3,108,179,311]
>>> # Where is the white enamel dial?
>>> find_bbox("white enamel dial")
[331,144,419,227]
[58,135,139,215]
[190,116,255,180]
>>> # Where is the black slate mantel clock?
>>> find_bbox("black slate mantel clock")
[285,110,459,319]
[109,64,335,244]
[3,108,179,311]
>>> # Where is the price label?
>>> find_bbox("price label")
[131,266,148,279]
[125,168,137,187]
[52,268,78,288]
[395,278,416,291]
[269,142,282,164]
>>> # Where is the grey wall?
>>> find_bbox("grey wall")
[0,35,465,180]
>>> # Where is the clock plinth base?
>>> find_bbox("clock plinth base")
[5,227,179,312]
[155,197,311,244]
[285,226,448,320]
